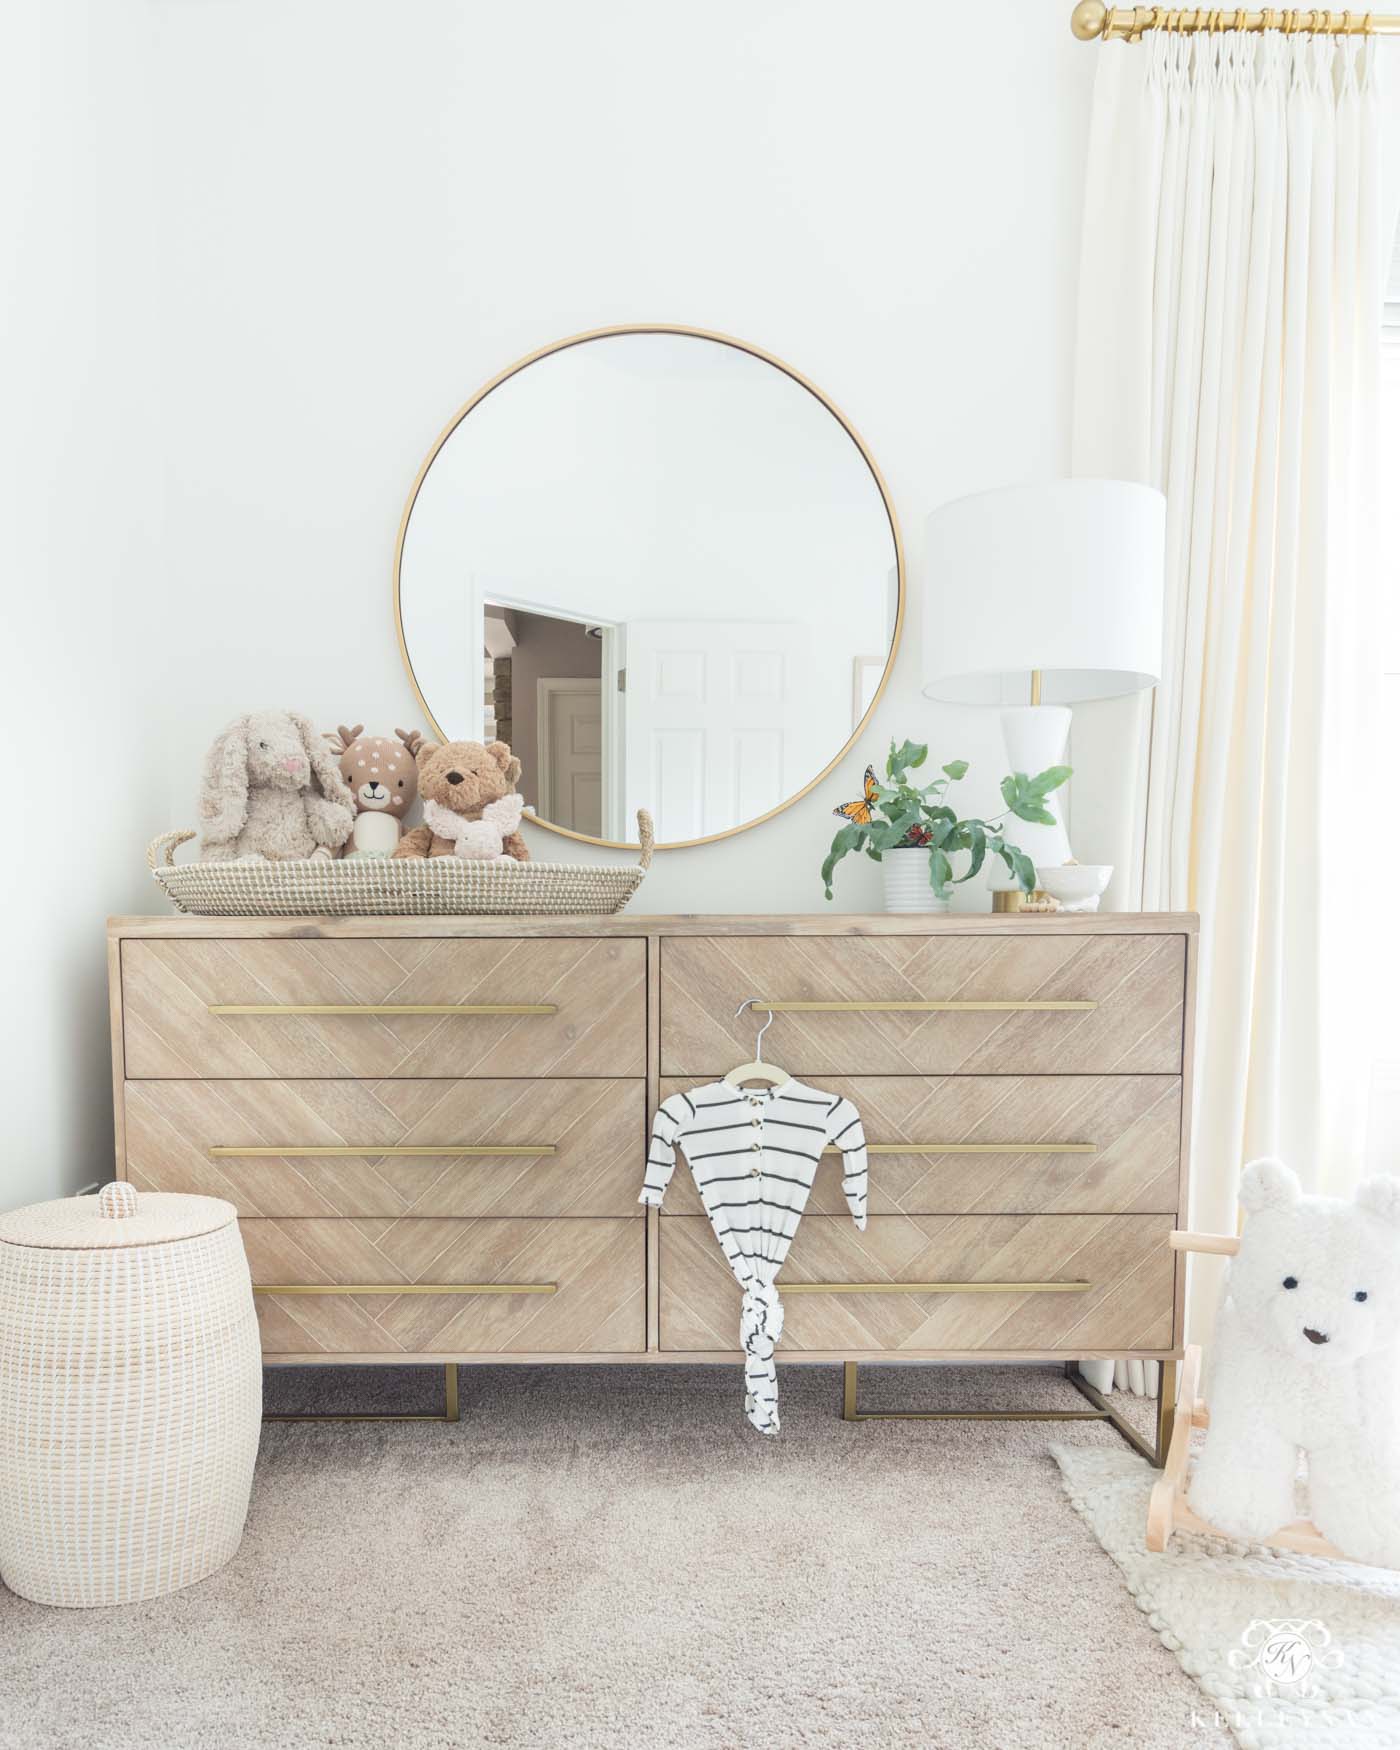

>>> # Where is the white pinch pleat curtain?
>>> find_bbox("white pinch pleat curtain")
[1072,31,1381,1348]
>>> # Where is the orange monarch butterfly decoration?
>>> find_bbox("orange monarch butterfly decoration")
[832,765,879,827]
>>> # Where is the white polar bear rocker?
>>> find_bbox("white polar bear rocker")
[1189,1157,1400,1567]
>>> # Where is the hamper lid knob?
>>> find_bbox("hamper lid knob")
[97,1181,139,1220]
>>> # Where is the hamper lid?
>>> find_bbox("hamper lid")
[0,1181,237,1250]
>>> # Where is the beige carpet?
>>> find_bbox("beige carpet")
[1,1364,1231,1750]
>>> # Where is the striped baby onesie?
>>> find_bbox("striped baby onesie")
[639,1079,868,1433]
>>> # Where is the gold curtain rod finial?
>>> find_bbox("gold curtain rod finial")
[1072,0,1110,37]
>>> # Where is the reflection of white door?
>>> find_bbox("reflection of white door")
[538,678,603,837]
[622,620,810,841]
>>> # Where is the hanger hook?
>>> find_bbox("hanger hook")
[733,997,775,1063]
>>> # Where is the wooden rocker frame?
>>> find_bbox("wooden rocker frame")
[1146,1231,1347,1560]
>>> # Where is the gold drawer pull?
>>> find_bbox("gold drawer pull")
[209,1002,557,1016]
[253,1282,557,1296]
[752,999,1097,1013]
[782,1280,1091,1295]
[212,1144,556,1158]
[821,1142,1097,1157]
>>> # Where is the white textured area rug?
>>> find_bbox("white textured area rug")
[1054,1445,1400,1750]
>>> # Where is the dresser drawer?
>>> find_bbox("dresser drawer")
[658,1075,1181,1216]
[659,1213,1175,1353]
[121,937,645,1078]
[660,933,1185,1076]
[125,1078,643,1218]
[243,1216,644,1354]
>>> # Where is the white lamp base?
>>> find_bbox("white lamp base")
[986,705,1072,891]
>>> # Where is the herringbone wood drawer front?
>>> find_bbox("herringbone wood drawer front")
[660,934,1185,1075]
[243,1216,643,1354]
[121,937,645,1078]
[658,1075,1181,1215]
[659,1213,1175,1352]
[125,1078,644,1218]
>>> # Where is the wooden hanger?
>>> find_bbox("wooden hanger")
[723,999,792,1089]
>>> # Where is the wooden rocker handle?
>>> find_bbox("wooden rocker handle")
[1169,1230,1240,1256]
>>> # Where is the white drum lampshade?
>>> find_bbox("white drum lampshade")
[922,478,1165,887]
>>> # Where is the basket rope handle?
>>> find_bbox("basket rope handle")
[147,830,197,871]
[636,809,655,870]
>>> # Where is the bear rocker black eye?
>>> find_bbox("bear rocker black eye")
[1282,1276,1298,1290]
[1355,1291,1368,1303]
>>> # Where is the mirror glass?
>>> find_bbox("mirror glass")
[396,329,901,848]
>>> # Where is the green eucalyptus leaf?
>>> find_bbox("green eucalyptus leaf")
[941,759,969,781]
[820,822,863,900]
[870,808,924,850]
[928,846,953,899]
[958,820,987,882]
[887,738,927,781]
[1030,764,1072,796]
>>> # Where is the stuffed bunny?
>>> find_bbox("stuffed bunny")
[198,709,355,862]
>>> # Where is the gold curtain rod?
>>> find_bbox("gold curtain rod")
[1071,3,1400,38]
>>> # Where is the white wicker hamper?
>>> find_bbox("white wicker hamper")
[0,1181,262,1607]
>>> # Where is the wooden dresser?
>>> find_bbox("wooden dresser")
[106,913,1195,1414]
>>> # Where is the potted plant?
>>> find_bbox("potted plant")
[822,739,1071,914]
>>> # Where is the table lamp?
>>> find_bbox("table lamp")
[922,478,1165,899]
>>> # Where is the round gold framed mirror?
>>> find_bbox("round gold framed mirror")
[394,325,904,850]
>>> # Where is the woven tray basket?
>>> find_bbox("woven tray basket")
[148,810,654,918]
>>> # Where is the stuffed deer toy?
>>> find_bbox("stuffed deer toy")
[198,709,355,862]
[325,724,423,857]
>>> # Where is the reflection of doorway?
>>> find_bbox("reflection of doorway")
[537,678,603,836]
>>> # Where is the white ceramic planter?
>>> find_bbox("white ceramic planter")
[881,848,951,915]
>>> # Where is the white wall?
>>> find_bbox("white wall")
[3,0,1098,1207]
[151,0,1095,911]
[2,2,164,1207]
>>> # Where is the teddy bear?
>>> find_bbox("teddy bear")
[325,725,423,857]
[391,738,530,863]
[1187,1156,1400,1567]
[198,709,355,861]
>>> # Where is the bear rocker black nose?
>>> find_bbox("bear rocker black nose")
[1303,1327,1329,1345]
[446,771,464,785]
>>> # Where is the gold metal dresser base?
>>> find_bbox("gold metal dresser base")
[841,1358,1179,1468]
[263,1362,461,1424]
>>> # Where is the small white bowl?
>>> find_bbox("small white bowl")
[1035,864,1113,912]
